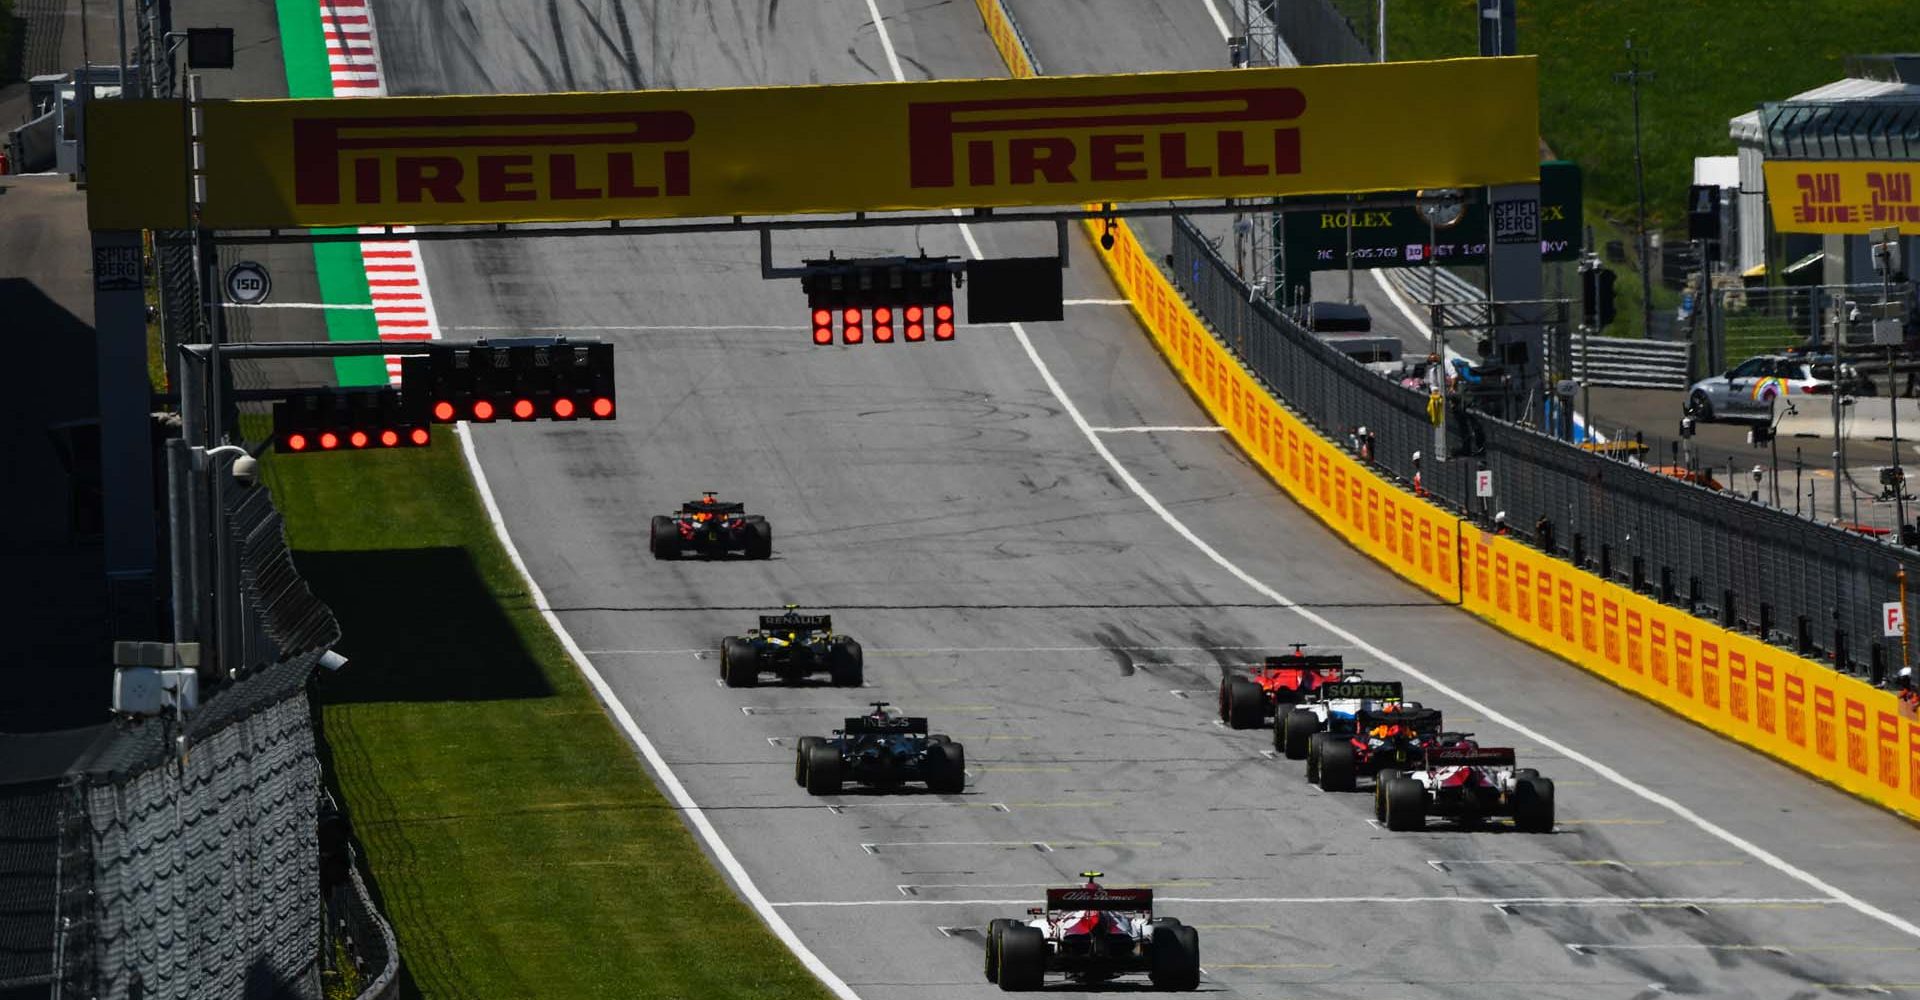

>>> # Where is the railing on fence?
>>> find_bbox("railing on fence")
[1170,215,1920,685]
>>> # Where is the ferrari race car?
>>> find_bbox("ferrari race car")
[1375,740,1555,833]
[718,607,862,688]
[793,703,965,795]
[984,874,1199,992]
[650,492,772,560]
[1304,703,1447,791]
[1217,646,1352,730]
[1275,679,1413,760]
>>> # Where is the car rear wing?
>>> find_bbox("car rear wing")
[1426,746,1516,767]
[1356,706,1444,733]
[1317,680,1403,701]
[1046,887,1153,913]
[1263,654,1344,672]
[681,500,747,515]
[760,613,830,632]
[841,716,929,734]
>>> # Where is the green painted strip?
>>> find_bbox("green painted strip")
[274,0,391,386]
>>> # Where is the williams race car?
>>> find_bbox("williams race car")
[984,873,1199,992]
[1304,703,1447,791]
[1275,678,1415,760]
[1375,740,1555,833]
[793,703,965,795]
[718,607,862,688]
[1218,646,1354,729]
[650,492,772,560]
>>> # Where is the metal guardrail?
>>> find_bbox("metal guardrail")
[1570,334,1691,390]
[1171,215,1920,684]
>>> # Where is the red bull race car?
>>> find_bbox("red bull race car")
[984,874,1199,992]
[1217,645,1351,730]
[1375,740,1555,833]
[650,491,772,560]
[1305,703,1447,792]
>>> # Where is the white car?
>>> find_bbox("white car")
[983,875,1199,992]
[1275,678,1413,759]
[1684,353,1870,422]
[1375,740,1554,832]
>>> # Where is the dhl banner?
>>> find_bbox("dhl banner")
[1763,160,1920,234]
[87,58,1538,231]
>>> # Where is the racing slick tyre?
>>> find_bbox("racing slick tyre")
[828,639,864,687]
[1383,776,1426,832]
[1317,739,1358,792]
[1304,732,1325,783]
[1513,767,1540,782]
[1281,710,1318,760]
[929,742,966,794]
[1374,778,1388,822]
[794,737,826,787]
[721,638,759,688]
[1513,775,1556,833]
[1687,390,1714,422]
[995,924,1046,992]
[928,735,952,747]
[804,743,842,795]
[984,919,1014,983]
[746,517,773,560]
[1223,677,1266,730]
[649,516,679,560]
[1149,922,1202,991]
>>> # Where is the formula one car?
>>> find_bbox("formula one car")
[650,492,772,560]
[1218,646,1354,729]
[1304,704,1447,792]
[983,873,1199,992]
[1275,678,1412,760]
[793,703,965,795]
[718,607,862,688]
[1374,739,1555,833]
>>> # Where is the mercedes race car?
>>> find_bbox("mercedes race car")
[984,874,1199,992]
[793,703,965,795]
[1375,740,1555,833]
[1217,646,1352,730]
[718,607,862,688]
[1304,703,1447,792]
[650,492,772,560]
[1275,679,1413,760]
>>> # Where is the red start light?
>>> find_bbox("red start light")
[433,400,455,422]
[843,307,862,325]
[935,321,955,340]
[874,324,894,343]
[843,324,864,344]
[473,399,496,421]
[410,427,431,446]
[813,308,832,326]
[553,397,576,418]
[874,307,893,324]
[287,433,308,452]
[813,326,833,345]
[592,397,615,418]
[513,399,535,420]
[935,304,954,322]
[349,430,370,449]
[905,323,925,341]
[319,432,340,450]
[380,429,400,447]
[905,305,924,323]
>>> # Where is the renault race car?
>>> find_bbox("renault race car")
[1304,703,1447,791]
[650,492,772,560]
[1217,647,1353,730]
[793,703,965,795]
[718,607,862,687]
[1274,679,1411,760]
[1375,739,1555,832]
[983,874,1199,992]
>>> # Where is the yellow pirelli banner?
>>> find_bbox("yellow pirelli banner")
[1764,160,1920,234]
[88,59,1538,230]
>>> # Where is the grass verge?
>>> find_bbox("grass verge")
[265,431,834,1000]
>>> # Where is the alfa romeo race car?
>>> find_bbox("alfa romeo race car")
[1304,703,1447,792]
[718,607,862,688]
[1375,740,1555,833]
[793,703,965,795]
[1274,679,1411,760]
[650,492,772,560]
[983,874,1199,992]
[1217,647,1352,729]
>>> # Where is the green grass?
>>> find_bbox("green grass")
[265,432,834,1000]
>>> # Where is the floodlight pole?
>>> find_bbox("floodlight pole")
[1615,36,1655,340]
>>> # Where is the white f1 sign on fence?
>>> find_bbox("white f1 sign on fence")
[1884,601,1905,638]
[1475,469,1494,498]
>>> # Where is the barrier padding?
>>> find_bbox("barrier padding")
[969,0,1920,823]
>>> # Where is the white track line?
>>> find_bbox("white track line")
[456,426,860,999]
[226,302,377,309]
[1090,425,1227,433]
[773,895,1839,909]
[1194,0,1233,42]
[1065,298,1130,306]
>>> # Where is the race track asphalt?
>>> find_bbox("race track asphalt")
[360,1,1920,995]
